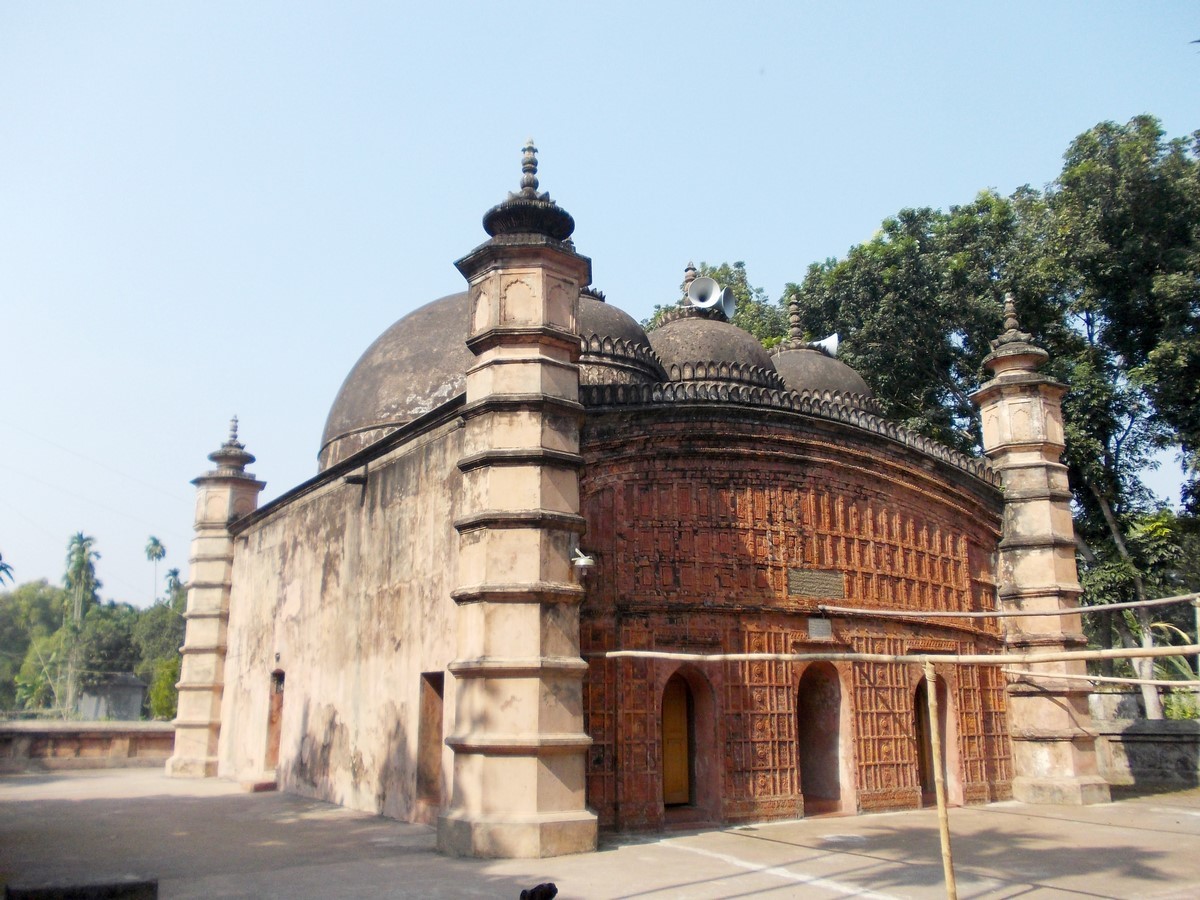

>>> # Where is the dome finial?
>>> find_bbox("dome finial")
[788,293,803,344]
[228,415,239,444]
[520,138,539,196]
[681,262,697,301]
[994,292,1034,347]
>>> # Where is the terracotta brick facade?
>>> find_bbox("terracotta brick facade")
[579,405,1012,829]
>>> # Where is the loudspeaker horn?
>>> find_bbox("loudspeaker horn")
[686,276,720,309]
[719,287,736,320]
[813,333,840,356]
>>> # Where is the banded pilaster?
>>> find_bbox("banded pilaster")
[438,142,598,858]
[971,298,1109,805]
[166,420,264,778]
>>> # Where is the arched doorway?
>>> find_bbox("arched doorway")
[914,674,952,807]
[797,662,842,815]
[661,674,693,806]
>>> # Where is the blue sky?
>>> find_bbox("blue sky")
[2,2,1197,604]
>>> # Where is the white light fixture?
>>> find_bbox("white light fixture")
[572,547,595,573]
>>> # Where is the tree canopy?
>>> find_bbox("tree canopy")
[1,535,186,719]
[643,117,1199,714]
[788,115,1200,714]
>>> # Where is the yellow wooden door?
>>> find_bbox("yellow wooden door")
[662,678,690,805]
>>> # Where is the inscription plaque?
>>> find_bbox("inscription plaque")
[787,568,845,599]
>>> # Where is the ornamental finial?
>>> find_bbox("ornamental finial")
[994,292,1034,347]
[789,293,804,343]
[1003,295,1020,333]
[205,414,255,475]
[520,138,539,196]
[479,140,575,241]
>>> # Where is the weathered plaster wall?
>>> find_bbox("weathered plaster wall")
[579,406,1010,829]
[218,419,463,823]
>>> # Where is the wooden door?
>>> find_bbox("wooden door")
[265,671,284,770]
[662,677,690,805]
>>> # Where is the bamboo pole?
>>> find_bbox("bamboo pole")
[924,661,956,900]
[605,643,1200,667]
[1002,668,1200,689]
[1194,600,1200,685]
[819,591,1200,621]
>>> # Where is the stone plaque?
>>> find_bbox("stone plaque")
[787,568,845,599]
[807,618,833,640]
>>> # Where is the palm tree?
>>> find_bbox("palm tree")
[145,536,166,603]
[0,550,12,586]
[164,567,185,612]
[63,532,100,713]
[65,533,100,625]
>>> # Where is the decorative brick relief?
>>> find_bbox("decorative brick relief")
[578,411,1008,829]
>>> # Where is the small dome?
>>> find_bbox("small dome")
[648,312,785,390]
[772,346,873,402]
[320,292,471,470]
[578,291,664,386]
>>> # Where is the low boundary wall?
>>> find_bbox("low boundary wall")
[1093,718,1200,788]
[0,721,175,773]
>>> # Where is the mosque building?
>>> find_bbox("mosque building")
[167,144,1107,858]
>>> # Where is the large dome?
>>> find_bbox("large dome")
[647,312,785,390]
[320,292,472,470]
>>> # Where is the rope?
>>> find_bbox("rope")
[817,591,1200,620]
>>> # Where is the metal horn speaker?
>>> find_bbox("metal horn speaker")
[813,333,840,356]
[686,276,720,309]
[719,287,736,319]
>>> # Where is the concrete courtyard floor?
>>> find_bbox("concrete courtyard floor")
[4,771,1200,899]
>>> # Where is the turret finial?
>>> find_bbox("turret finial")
[479,140,575,241]
[204,415,256,476]
[994,292,1034,347]
[980,291,1049,375]
[1003,295,1020,333]
[520,139,539,196]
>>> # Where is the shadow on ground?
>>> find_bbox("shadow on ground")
[0,784,541,899]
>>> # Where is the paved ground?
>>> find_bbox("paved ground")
[3,771,1200,898]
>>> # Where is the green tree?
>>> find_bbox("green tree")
[0,581,68,709]
[164,567,186,612]
[147,656,180,719]
[1051,116,1200,511]
[130,567,186,718]
[76,602,139,689]
[15,630,67,712]
[144,536,165,604]
[789,204,1004,454]
[790,116,1199,717]
[63,532,101,712]
[64,533,101,625]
